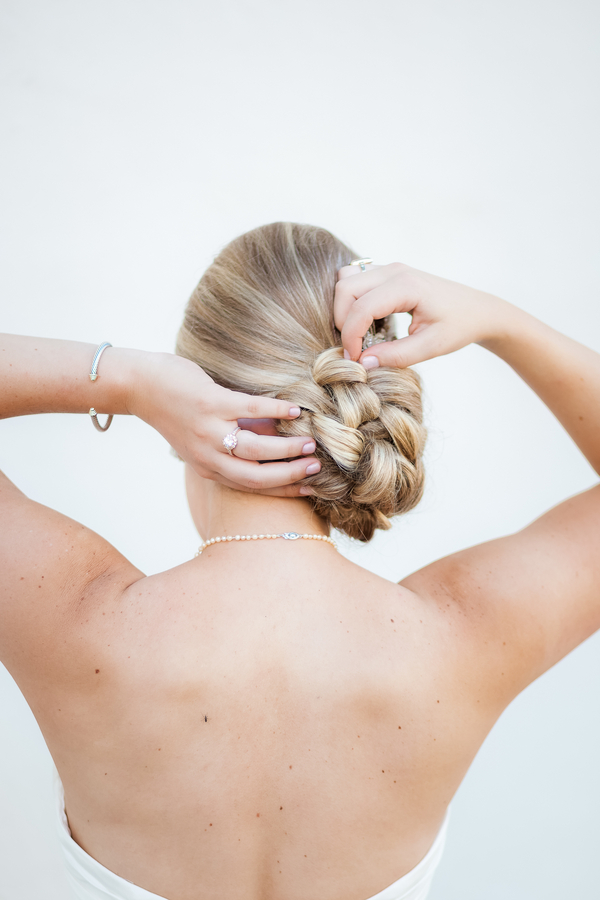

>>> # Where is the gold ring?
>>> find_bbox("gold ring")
[350,257,373,272]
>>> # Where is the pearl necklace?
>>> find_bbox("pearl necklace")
[196,531,337,556]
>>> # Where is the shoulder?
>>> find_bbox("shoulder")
[401,485,600,707]
[0,468,143,683]
[400,542,542,714]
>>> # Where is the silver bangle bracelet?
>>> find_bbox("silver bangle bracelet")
[88,342,114,433]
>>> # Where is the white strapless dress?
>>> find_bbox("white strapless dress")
[55,773,448,900]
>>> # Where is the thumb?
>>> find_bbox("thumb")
[359,325,445,369]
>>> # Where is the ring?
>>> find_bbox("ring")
[350,257,373,272]
[222,426,242,455]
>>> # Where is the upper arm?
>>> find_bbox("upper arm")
[0,469,143,674]
[402,484,600,698]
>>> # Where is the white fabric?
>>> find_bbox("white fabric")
[55,771,448,900]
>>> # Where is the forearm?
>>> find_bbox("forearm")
[479,305,600,475]
[0,334,144,419]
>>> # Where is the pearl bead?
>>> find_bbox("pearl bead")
[196,530,337,558]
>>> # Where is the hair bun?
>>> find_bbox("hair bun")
[176,222,428,542]
[276,348,427,542]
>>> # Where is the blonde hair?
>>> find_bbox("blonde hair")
[176,222,426,541]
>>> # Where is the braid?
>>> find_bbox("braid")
[276,348,426,541]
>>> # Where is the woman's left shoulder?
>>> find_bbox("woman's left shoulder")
[0,468,143,683]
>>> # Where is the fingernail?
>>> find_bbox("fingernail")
[302,441,316,454]
[289,406,301,417]
[299,486,313,496]
[362,356,379,370]
[343,349,350,360]
[306,462,320,475]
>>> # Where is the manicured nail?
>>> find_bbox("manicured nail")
[306,462,320,475]
[343,349,350,360]
[361,356,379,370]
[299,486,313,496]
[302,441,316,454]
[289,406,301,417]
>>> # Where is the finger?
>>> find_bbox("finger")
[236,418,279,436]
[359,324,445,369]
[341,282,419,360]
[219,455,321,491]
[227,393,302,421]
[232,430,316,461]
[336,262,379,281]
[334,267,387,332]
[334,263,405,332]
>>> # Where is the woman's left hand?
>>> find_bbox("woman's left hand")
[334,262,509,368]
[127,352,320,497]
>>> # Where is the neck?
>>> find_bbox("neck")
[185,467,329,542]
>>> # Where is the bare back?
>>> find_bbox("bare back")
[3,285,600,900]
[17,542,498,900]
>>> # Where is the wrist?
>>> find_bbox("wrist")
[96,347,157,417]
[118,349,167,418]
[476,295,538,356]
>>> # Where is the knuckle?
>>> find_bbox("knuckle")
[349,306,373,330]
[388,261,406,275]
[246,477,263,491]
[246,399,261,416]
[354,294,373,311]
[335,278,351,296]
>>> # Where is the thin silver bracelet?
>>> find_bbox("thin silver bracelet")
[88,342,114,432]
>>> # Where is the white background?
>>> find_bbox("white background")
[1,1,599,897]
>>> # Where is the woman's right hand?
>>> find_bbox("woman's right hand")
[334,263,513,368]
[127,352,320,496]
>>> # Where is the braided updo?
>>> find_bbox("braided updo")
[176,222,426,541]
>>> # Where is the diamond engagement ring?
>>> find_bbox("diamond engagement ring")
[222,426,242,455]
[350,257,373,272]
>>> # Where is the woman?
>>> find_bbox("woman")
[1,222,598,900]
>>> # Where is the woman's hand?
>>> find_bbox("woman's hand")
[334,263,513,368]
[127,353,320,497]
